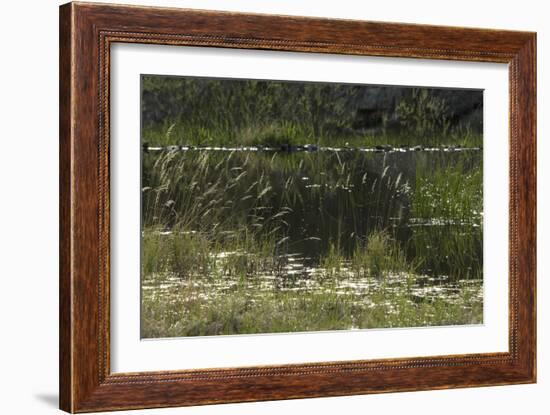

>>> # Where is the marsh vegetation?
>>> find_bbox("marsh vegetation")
[140,76,483,338]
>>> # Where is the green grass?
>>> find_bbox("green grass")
[142,229,282,280]
[142,121,483,149]
[142,148,409,244]
[140,77,484,338]
[141,77,483,149]
[141,225,482,338]
[412,158,483,223]
[350,230,414,280]
[141,272,482,338]
[409,158,483,279]
[142,143,483,281]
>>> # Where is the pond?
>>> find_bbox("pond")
[140,145,483,337]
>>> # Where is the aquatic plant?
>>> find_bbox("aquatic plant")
[140,76,484,337]
[351,230,412,280]
[410,158,483,279]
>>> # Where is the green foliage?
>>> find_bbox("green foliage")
[142,76,359,146]
[141,76,483,148]
[239,121,312,146]
[395,88,452,140]
[410,158,483,279]
[140,76,484,338]
[351,230,413,280]
[413,158,482,222]
[141,272,483,338]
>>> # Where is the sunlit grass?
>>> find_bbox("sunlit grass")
[141,272,482,338]
[143,121,483,149]
[410,159,483,279]
[140,77,484,338]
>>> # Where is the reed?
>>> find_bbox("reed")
[410,157,483,280]
[140,76,484,337]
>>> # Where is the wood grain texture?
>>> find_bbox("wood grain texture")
[59,2,537,412]
[59,3,73,411]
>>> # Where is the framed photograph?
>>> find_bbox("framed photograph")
[59,2,536,412]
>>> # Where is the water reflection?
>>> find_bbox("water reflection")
[143,251,483,314]
[143,146,482,279]
[141,145,483,334]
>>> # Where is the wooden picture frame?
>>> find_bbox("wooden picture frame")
[59,2,536,412]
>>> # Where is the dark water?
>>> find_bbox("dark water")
[142,147,483,280]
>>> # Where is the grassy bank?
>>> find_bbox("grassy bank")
[141,228,483,338]
[142,121,483,149]
[141,76,483,149]
[142,270,483,338]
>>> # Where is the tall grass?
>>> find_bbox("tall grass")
[143,121,483,149]
[410,157,483,279]
[412,157,482,223]
[142,148,415,280]
[142,141,482,282]
[142,149,412,248]
[142,76,483,149]
[350,230,414,280]
[140,76,484,337]
[141,274,483,337]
